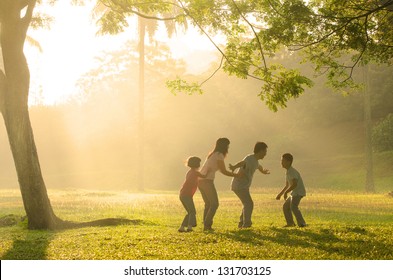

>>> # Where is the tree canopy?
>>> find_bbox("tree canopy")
[95,0,393,111]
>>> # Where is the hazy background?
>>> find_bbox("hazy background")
[0,1,392,193]
[1,40,392,193]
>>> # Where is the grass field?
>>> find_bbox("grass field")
[0,188,392,260]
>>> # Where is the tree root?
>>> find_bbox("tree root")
[1,214,142,230]
[58,218,143,230]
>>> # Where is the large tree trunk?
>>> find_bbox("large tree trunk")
[0,1,139,231]
[0,0,61,229]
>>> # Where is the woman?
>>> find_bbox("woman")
[199,137,238,231]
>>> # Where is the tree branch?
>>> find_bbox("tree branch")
[177,1,264,82]
[290,0,393,51]
[266,0,285,18]
[199,55,224,87]
[230,0,267,71]
[341,15,371,84]
[120,8,182,21]
[107,0,184,21]
[20,0,37,34]
[99,0,265,81]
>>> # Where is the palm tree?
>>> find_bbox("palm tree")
[136,13,182,191]
[95,0,186,191]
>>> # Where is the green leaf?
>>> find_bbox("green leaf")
[166,77,203,96]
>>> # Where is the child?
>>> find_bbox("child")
[276,153,307,227]
[229,142,270,228]
[178,156,207,232]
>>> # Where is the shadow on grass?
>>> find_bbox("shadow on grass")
[308,209,393,224]
[2,230,55,260]
[1,217,146,260]
[219,226,392,259]
[67,218,144,229]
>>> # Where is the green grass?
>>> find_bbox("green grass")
[307,151,393,193]
[0,188,392,260]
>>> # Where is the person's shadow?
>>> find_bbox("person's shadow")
[2,231,54,260]
[1,216,145,260]
[218,226,389,259]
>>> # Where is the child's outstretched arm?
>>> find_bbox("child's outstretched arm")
[218,160,240,177]
[229,160,245,172]
[197,171,208,179]
[258,165,270,175]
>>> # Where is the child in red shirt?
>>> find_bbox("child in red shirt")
[178,156,207,232]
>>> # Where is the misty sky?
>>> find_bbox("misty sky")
[26,1,218,105]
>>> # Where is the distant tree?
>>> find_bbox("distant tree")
[95,0,187,191]
[363,65,375,192]
[368,65,393,119]
[373,113,393,152]
[77,41,186,92]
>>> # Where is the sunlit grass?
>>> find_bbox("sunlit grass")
[0,188,392,260]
